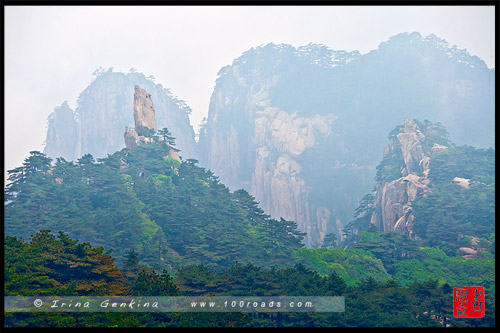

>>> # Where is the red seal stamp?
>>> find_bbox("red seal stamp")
[454,286,485,318]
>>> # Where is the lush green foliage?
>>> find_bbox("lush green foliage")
[5,232,495,327]
[5,230,129,297]
[296,233,495,304]
[5,140,305,271]
[412,145,495,254]
[352,231,420,274]
[4,122,494,327]
[393,247,495,298]
[5,231,194,328]
[5,152,158,263]
[294,248,390,285]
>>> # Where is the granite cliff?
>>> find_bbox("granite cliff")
[198,43,372,245]
[44,69,196,161]
[370,118,452,236]
[124,85,158,149]
[133,85,158,134]
[198,33,494,246]
[124,85,181,162]
[42,33,494,247]
[44,101,78,161]
[361,118,495,258]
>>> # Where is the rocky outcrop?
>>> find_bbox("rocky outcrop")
[251,107,337,244]
[372,173,431,234]
[123,126,156,149]
[370,118,451,236]
[124,126,141,149]
[44,34,494,247]
[124,85,158,149]
[458,237,486,259]
[199,44,368,246]
[133,85,157,135]
[44,70,196,161]
[198,35,494,246]
[124,86,181,163]
[453,177,470,189]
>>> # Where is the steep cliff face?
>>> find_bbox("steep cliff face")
[370,118,452,236]
[251,107,337,245]
[44,70,196,161]
[198,33,494,246]
[42,33,494,247]
[44,101,77,161]
[199,44,371,246]
[133,85,157,134]
[366,119,495,257]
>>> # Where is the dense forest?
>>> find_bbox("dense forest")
[5,136,304,271]
[4,230,495,327]
[4,127,495,327]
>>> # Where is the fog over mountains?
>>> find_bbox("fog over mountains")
[44,32,495,246]
[45,70,197,162]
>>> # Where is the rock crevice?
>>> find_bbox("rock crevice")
[370,118,449,236]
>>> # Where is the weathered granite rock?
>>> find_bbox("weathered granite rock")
[200,63,340,245]
[198,36,494,245]
[372,173,431,235]
[44,70,196,162]
[124,85,159,149]
[459,247,477,255]
[133,85,157,135]
[453,177,470,189]
[124,126,140,149]
[166,143,181,162]
[251,106,336,245]
[124,86,181,163]
[123,126,155,149]
[396,119,427,176]
[371,118,450,237]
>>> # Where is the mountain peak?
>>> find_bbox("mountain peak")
[124,85,158,149]
[378,32,488,69]
[123,86,181,163]
[371,118,454,235]
[133,85,157,135]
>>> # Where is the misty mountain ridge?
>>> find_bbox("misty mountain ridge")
[5,80,495,329]
[198,31,494,245]
[41,32,494,246]
[44,69,197,163]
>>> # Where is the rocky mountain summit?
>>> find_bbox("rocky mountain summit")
[44,101,78,161]
[44,69,196,162]
[198,33,494,246]
[347,117,494,259]
[124,85,158,149]
[370,118,452,236]
[133,85,158,135]
[124,85,180,162]
[197,45,346,245]
[42,33,494,247]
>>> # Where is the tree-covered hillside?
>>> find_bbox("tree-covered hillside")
[341,119,494,254]
[5,230,495,327]
[412,145,495,254]
[325,120,495,299]
[4,124,494,327]
[5,133,304,271]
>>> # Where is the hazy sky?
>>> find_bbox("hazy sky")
[4,5,495,182]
